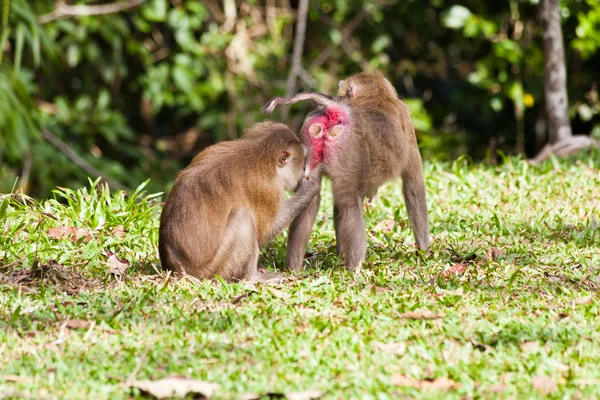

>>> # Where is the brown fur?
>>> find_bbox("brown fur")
[158,121,320,282]
[264,71,431,271]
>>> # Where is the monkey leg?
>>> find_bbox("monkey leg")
[212,208,285,282]
[286,189,321,272]
[333,198,366,272]
[401,164,432,250]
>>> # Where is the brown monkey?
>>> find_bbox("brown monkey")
[263,71,431,271]
[158,122,321,282]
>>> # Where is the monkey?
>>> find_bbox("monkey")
[262,70,431,272]
[158,121,322,282]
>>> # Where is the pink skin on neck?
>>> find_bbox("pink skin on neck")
[304,105,349,173]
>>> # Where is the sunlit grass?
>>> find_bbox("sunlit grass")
[1,153,599,399]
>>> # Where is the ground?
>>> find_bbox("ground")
[1,154,599,399]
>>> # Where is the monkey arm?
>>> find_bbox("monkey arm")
[286,175,322,271]
[261,92,339,114]
[264,174,321,243]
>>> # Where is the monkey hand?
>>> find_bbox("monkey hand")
[297,168,321,197]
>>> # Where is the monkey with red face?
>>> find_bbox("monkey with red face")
[263,71,431,272]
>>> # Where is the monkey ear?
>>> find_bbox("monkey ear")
[277,151,291,167]
[347,82,357,98]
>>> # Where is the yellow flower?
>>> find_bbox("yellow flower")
[524,93,534,108]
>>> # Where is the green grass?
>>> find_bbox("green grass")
[1,154,600,399]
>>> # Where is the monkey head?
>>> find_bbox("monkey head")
[274,132,306,191]
[337,71,398,99]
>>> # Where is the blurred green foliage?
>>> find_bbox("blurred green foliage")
[0,0,599,197]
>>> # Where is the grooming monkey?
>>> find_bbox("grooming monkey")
[262,71,431,271]
[158,122,321,282]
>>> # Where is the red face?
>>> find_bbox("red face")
[303,105,349,174]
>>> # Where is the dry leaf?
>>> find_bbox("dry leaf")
[268,287,291,300]
[532,376,558,394]
[374,219,396,233]
[285,390,325,400]
[391,374,414,387]
[391,375,458,391]
[111,225,127,238]
[65,319,91,330]
[47,226,92,243]
[239,393,260,400]
[445,263,467,275]
[486,383,507,393]
[574,378,600,385]
[400,310,442,320]
[365,284,391,293]
[130,377,220,399]
[423,377,459,390]
[520,341,540,353]
[107,254,130,276]
[0,375,33,383]
[372,341,407,355]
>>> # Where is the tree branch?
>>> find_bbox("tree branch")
[42,129,130,192]
[39,0,147,24]
[281,0,309,120]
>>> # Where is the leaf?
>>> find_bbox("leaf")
[285,390,325,400]
[172,65,195,93]
[443,5,472,29]
[268,287,291,300]
[390,374,414,387]
[445,263,467,275]
[391,375,459,391]
[107,254,130,276]
[64,319,91,330]
[47,226,92,243]
[372,341,406,355]
[111,225,127,238]
[130,377,220,399]
[532,376,558,395]
[520,341,540,353]
[400,310,442,320]
[486,383,507,393]
[374,218,395,233]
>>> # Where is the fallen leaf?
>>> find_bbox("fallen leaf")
[372,341,406,355]
[365,284,391,293]
[47,226,92,243]
[520,341,541,353]
[486,383,507,393]
[374,219,396,233]
[424,377,459,390]
[239,394,260,400]
[268,287,291,300]
[532,376,558,395]
[445,263,467,275]
[130,377,220,399]
[111,225,127,238]
[574,378,600,385]
[488,247,503,260]
[47,226,74,239]
[400,310,442,320]
[0,375,33,383]
[231,291,257,305]
[390,375,458,391]
[391,374,414,387]
[107,254,130,276]
[64,319,91,330]
[285,390,325,400]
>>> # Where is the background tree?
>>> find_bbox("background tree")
[1,0,599,198]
